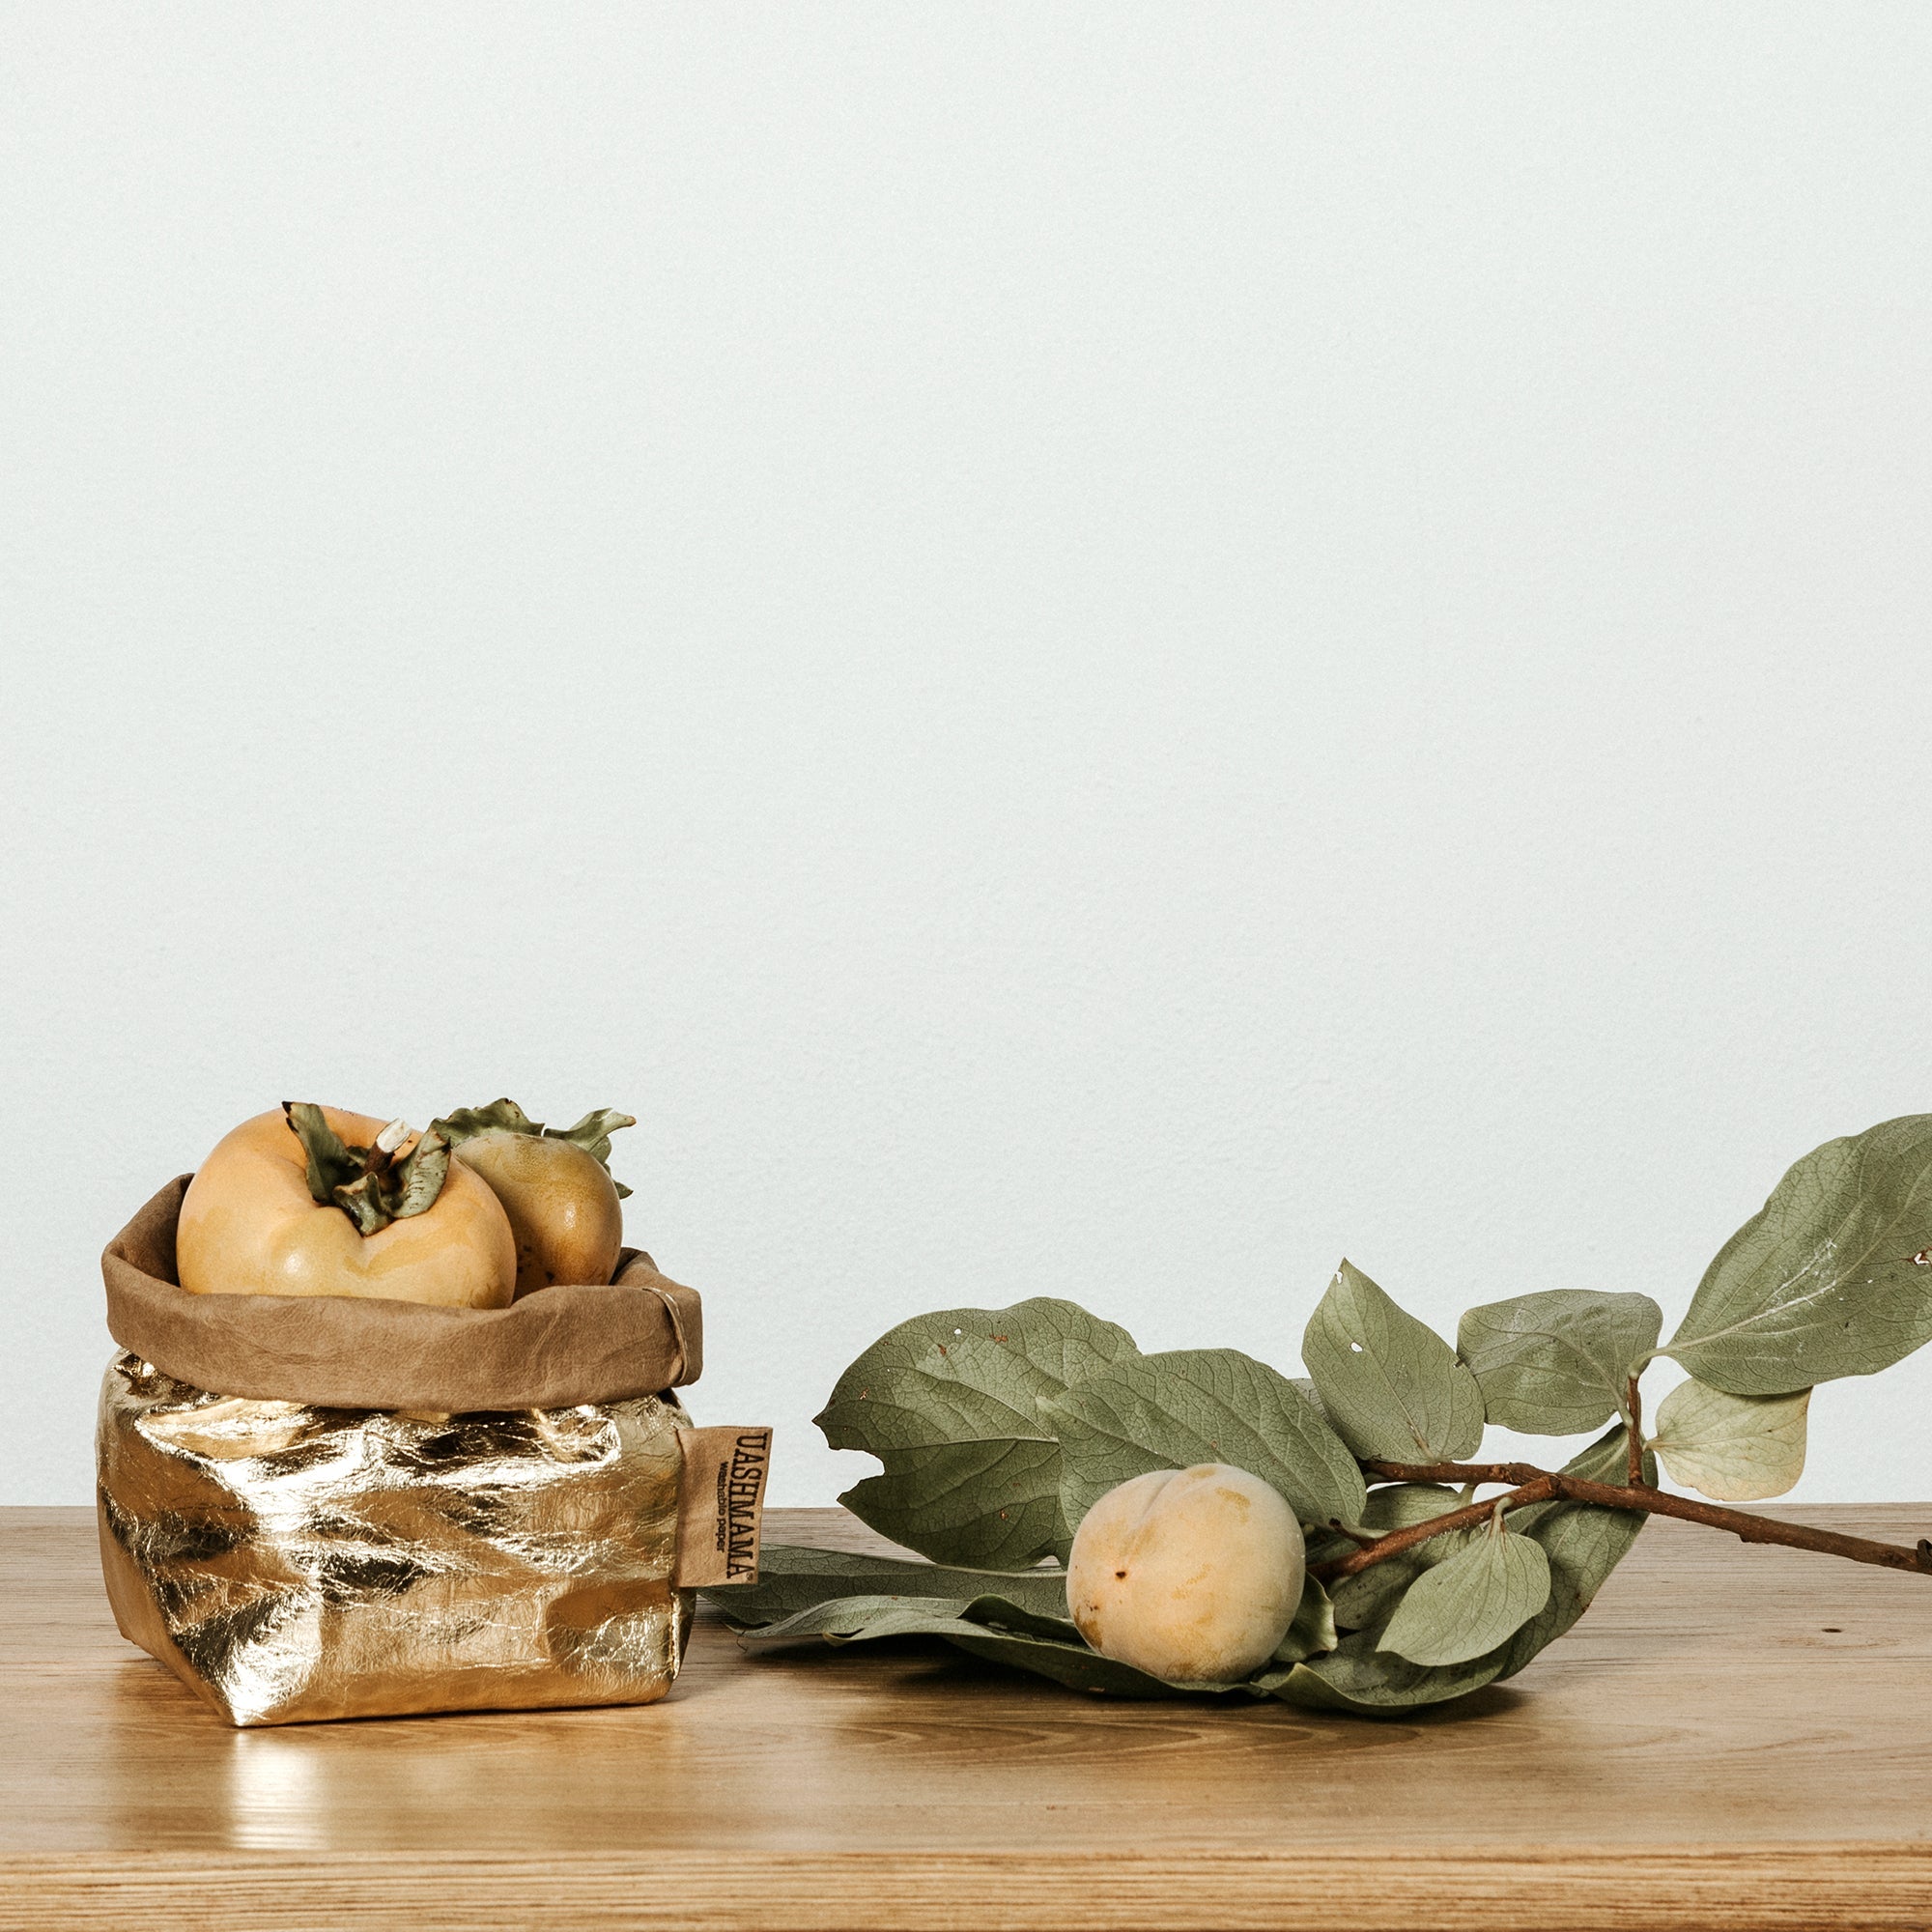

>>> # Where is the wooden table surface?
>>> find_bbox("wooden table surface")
[4,1502,1931,1930]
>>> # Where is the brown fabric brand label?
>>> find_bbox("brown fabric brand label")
[674,1426,772,1587]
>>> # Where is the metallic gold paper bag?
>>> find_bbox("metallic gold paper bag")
[97,1354,696,1726]
[94,1178,766,1727]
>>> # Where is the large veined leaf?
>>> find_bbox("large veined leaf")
[1665,1116,1932,1395]
[941,1628,1235,1698]
[1262,1626,1515,1714]
[731,1584,1197,1695]
[1481,1425,1652,1678]
[819,1437,1066,1567]
[1042,1349,1367,1535]
[1457,1291,1662,1436]
[703,1547,1337,1699]
[1302,1262,1485,1462]
[1650,1378,1810,1501]
[815,1299,1140,1567]
[1377,1526,1551,1666]
[706,1546,1076,1628]
[732,1593,1041,1642]
[1290,1378,1334,1426]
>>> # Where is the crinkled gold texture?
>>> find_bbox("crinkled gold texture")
[96,1352,693,1726]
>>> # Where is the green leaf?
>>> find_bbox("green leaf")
[1302,1261,1485,1462]
[1259,1629,1513,1714]
[1327,1484,1469,1631]
[1362,1483,1463,1532]
[1457,1291,1662,1435]
[942,1628,1232,1699]
[1650,1378,1810,1501]
[1376,1525,1552,1666]
[1042,1349,1367,1537]
[829,1439,1066,1569]
[702,1545,1074,1630]
[1280,1573,1338,1663]
[1481,1425,1652,1678]
[708,1549,1280,1700]
[737,1592,1081,1646]
[733,1593,984,1640]
[815,1300,1141,1567]
[1664,1116,1932,1395]
[1289,1378,1333,1427]
[948,1596,1091,1646]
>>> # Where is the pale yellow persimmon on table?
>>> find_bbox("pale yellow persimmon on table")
[3,1504,1930,1930]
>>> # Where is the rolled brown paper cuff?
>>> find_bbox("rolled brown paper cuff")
[101,1175,703,1410]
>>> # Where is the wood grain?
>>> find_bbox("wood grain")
[5,1502,1931,1929]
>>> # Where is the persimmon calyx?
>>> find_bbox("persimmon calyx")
[281,1101,451,1236]
[430,1096,637,1199]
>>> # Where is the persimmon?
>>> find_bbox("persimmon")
[176,1104,517,1307]
[1066,1465,1305,1683]
[434,1099,635,1298]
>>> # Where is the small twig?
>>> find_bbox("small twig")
[1625,1375,1643,1488]
[1311,1478,1556,1582]
[1334,1460,1932,1582]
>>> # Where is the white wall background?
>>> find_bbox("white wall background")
[6,4,1932,1510]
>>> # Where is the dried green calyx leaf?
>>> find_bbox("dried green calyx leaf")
[390,1129,451,1220]
[281,1103,450,1237]
[434,1098,541,1142]
[432,1096,638,1198]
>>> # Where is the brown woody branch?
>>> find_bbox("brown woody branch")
[1311,1477,1556,1582]
[1306,1459,1932,1585]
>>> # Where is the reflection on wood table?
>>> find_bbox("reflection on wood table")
[3,1503,1930,1929]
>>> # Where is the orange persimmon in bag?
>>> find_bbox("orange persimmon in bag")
[434,1098,635,1300]
[177,1103,517,1307]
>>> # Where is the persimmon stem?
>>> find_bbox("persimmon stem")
[1305,1460,1932,1584]
[280,1102,447,1234]
[363,1119,410,1180]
